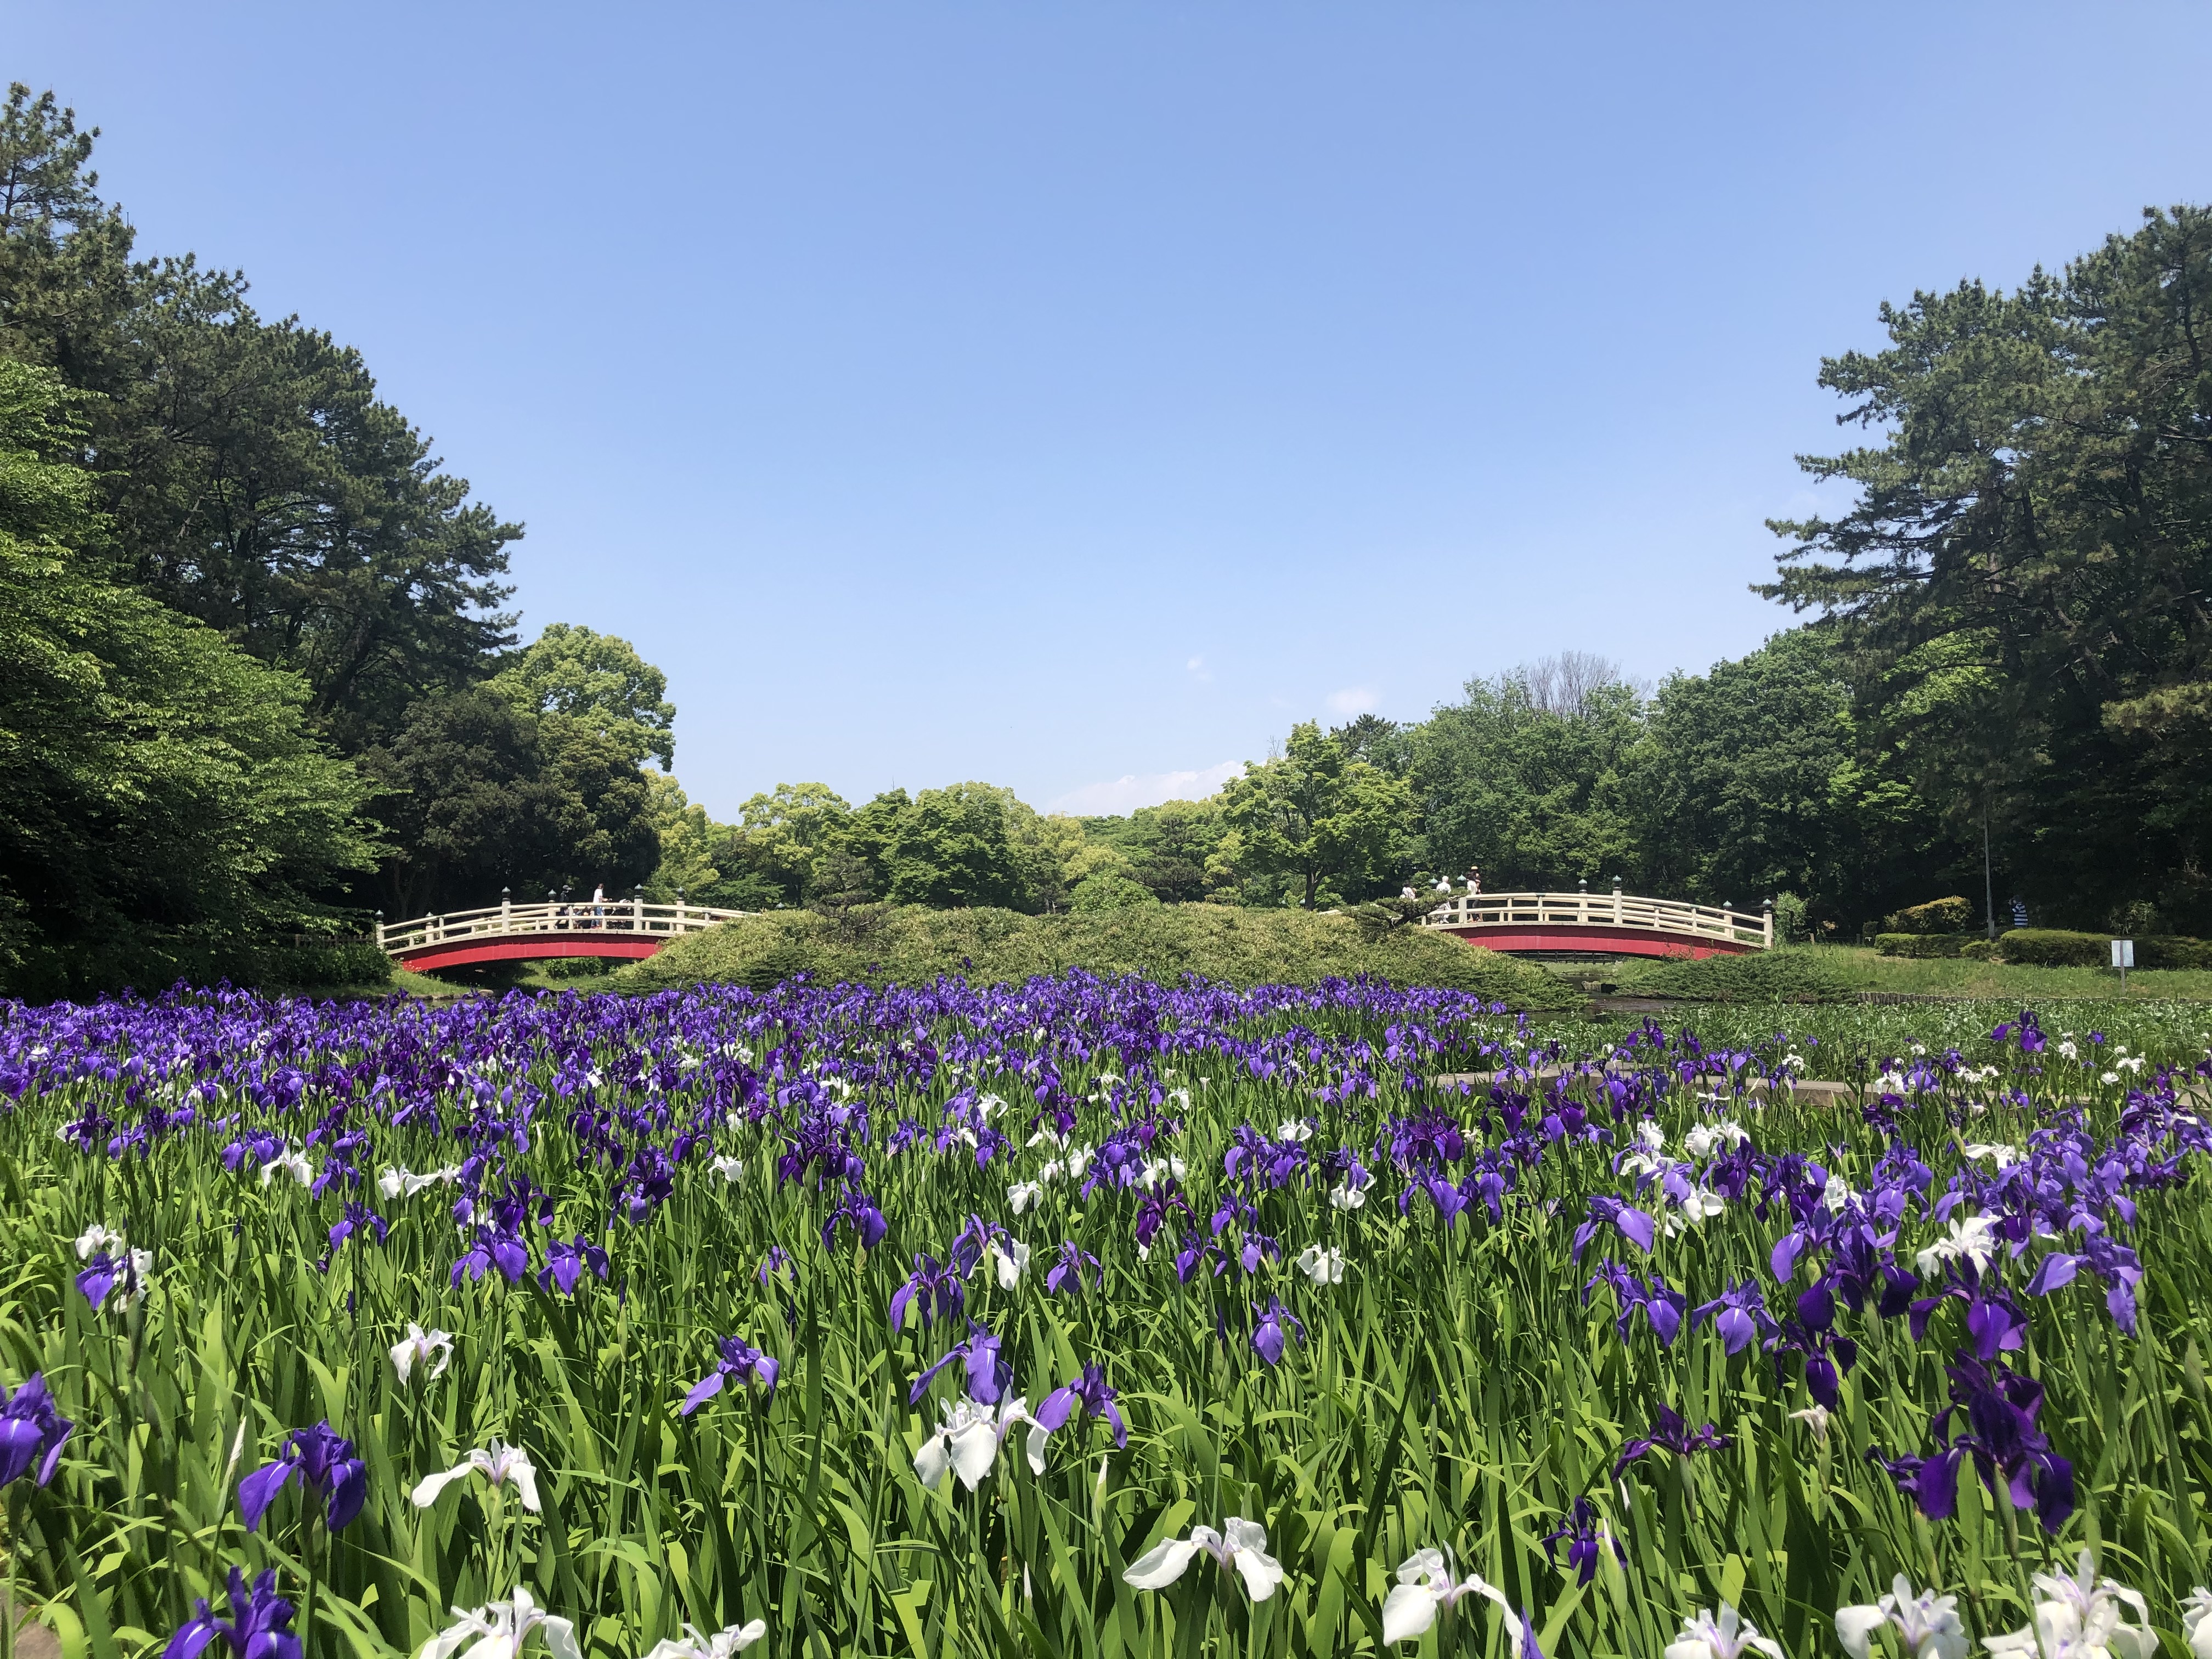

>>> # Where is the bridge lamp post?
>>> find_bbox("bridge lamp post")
[374,910,383,951]
[501,887,511,932]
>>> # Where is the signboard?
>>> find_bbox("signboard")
[2111,939,2134,968]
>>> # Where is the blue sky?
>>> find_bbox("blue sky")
[16,3,2212,817]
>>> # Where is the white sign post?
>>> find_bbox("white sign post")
[2112,938,2134,986]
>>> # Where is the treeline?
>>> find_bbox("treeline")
[7,74,2209,995]
[639,629,1933,939]
[647,201,2212,942]
[0,86,668,995]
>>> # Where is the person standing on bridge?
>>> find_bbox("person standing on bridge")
[591,882,606,930]
[1466,866,1481,894]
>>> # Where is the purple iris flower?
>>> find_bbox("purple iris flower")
[681,1336,781,1414]
[239,1422,368,1534]
[911,1322,1012,1405]
[0,1373,73,1489]
[889,1254,964,1332]
[162,1568,301,1659]
[1251,1296,1305,1367]
[1033,1364,1127,1447]
[1174,1235,1225,1284]
[1906,1285,2029,1361]
[948,1215,1005,1278]
[1612,1404,1730,1480]
[1538,1497,1623,1587]
[1769,1319,1860,1410]
[1570,1197,1656,1263]
[2025,1235,2143,1334]
[821,1184,888,1251]
[1045,1241,1102,1296]
[1584,1263,1685,1347]
[538,1234,609,1296]
[318,1203,387,1270]
[1692,1279,1776,1356]
[76,1250,144,1312]
[1872,1352,2074,1533]
[450,1226,530,1288]
[1134,1186,1187,1249]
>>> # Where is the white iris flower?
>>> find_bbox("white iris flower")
[1123,1517,1283,1602]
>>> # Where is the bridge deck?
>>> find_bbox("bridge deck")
[380,900,747,974]
[1421,890,1769,957]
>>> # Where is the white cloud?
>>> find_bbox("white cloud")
[1045,760,1242,816]
[1185,654,1211,682]
[1324,686,1379,717]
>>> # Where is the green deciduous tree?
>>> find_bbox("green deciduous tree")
[0,356,377,994]
[1633,628,1947,927]
[358,689,658,917]
[490,624,675,770]
[1411,673,1641,891]
[1220,723,1410,909]
[886,783,1030,910]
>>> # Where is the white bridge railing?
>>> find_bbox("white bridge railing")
[1422,889,1772,950]
[377,898,748,956]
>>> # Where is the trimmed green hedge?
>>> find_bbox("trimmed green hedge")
[1993,929,2108,967]
[1882,897,1973,935]
[617,904,1581,1008]
[1612,947,1853,1003]
[2135,935,2212,969]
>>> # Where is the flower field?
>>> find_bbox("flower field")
[4,977,2212,1659]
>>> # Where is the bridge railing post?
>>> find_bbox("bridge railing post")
[501,888,511,934]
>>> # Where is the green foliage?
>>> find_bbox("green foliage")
[1069,873,1159,912]
[885,783,1032,909]
[1221,722,1412,909]
[1612,946,1853,1003]
[0,356,380,997]
[356,689,658,917]
[620,904,1579,1006]
[1767,205,2212,931]
[2133,935,2212,970]
[1994,929,2110,967]
[1633,630,1954,928]
[0,85,521,753]
[539,955,612,980]
[1874,933,1972,958]
[1413,671,1641,893]
[1881,896,1972,934]
[488,624,676,770]
[13,991,2212,1658]
[1771,891,1810,944]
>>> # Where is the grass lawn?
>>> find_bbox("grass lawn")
[1561,943,2212,1002]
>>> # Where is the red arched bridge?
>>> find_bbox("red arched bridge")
[377,898,748,974]
[1421,888,1771,958]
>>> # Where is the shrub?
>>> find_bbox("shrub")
[1772,890,1812,944]
[543,956,612,979]
[1069,874,1160,912]
[1875,933,1973,958]
[1994,928,2107,967]
[1882,896,1973,934]
[1614,946,1851,1003]
[1960,939,1999,961]
[2133,935,2212,970]
[618,904,1581,1008]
